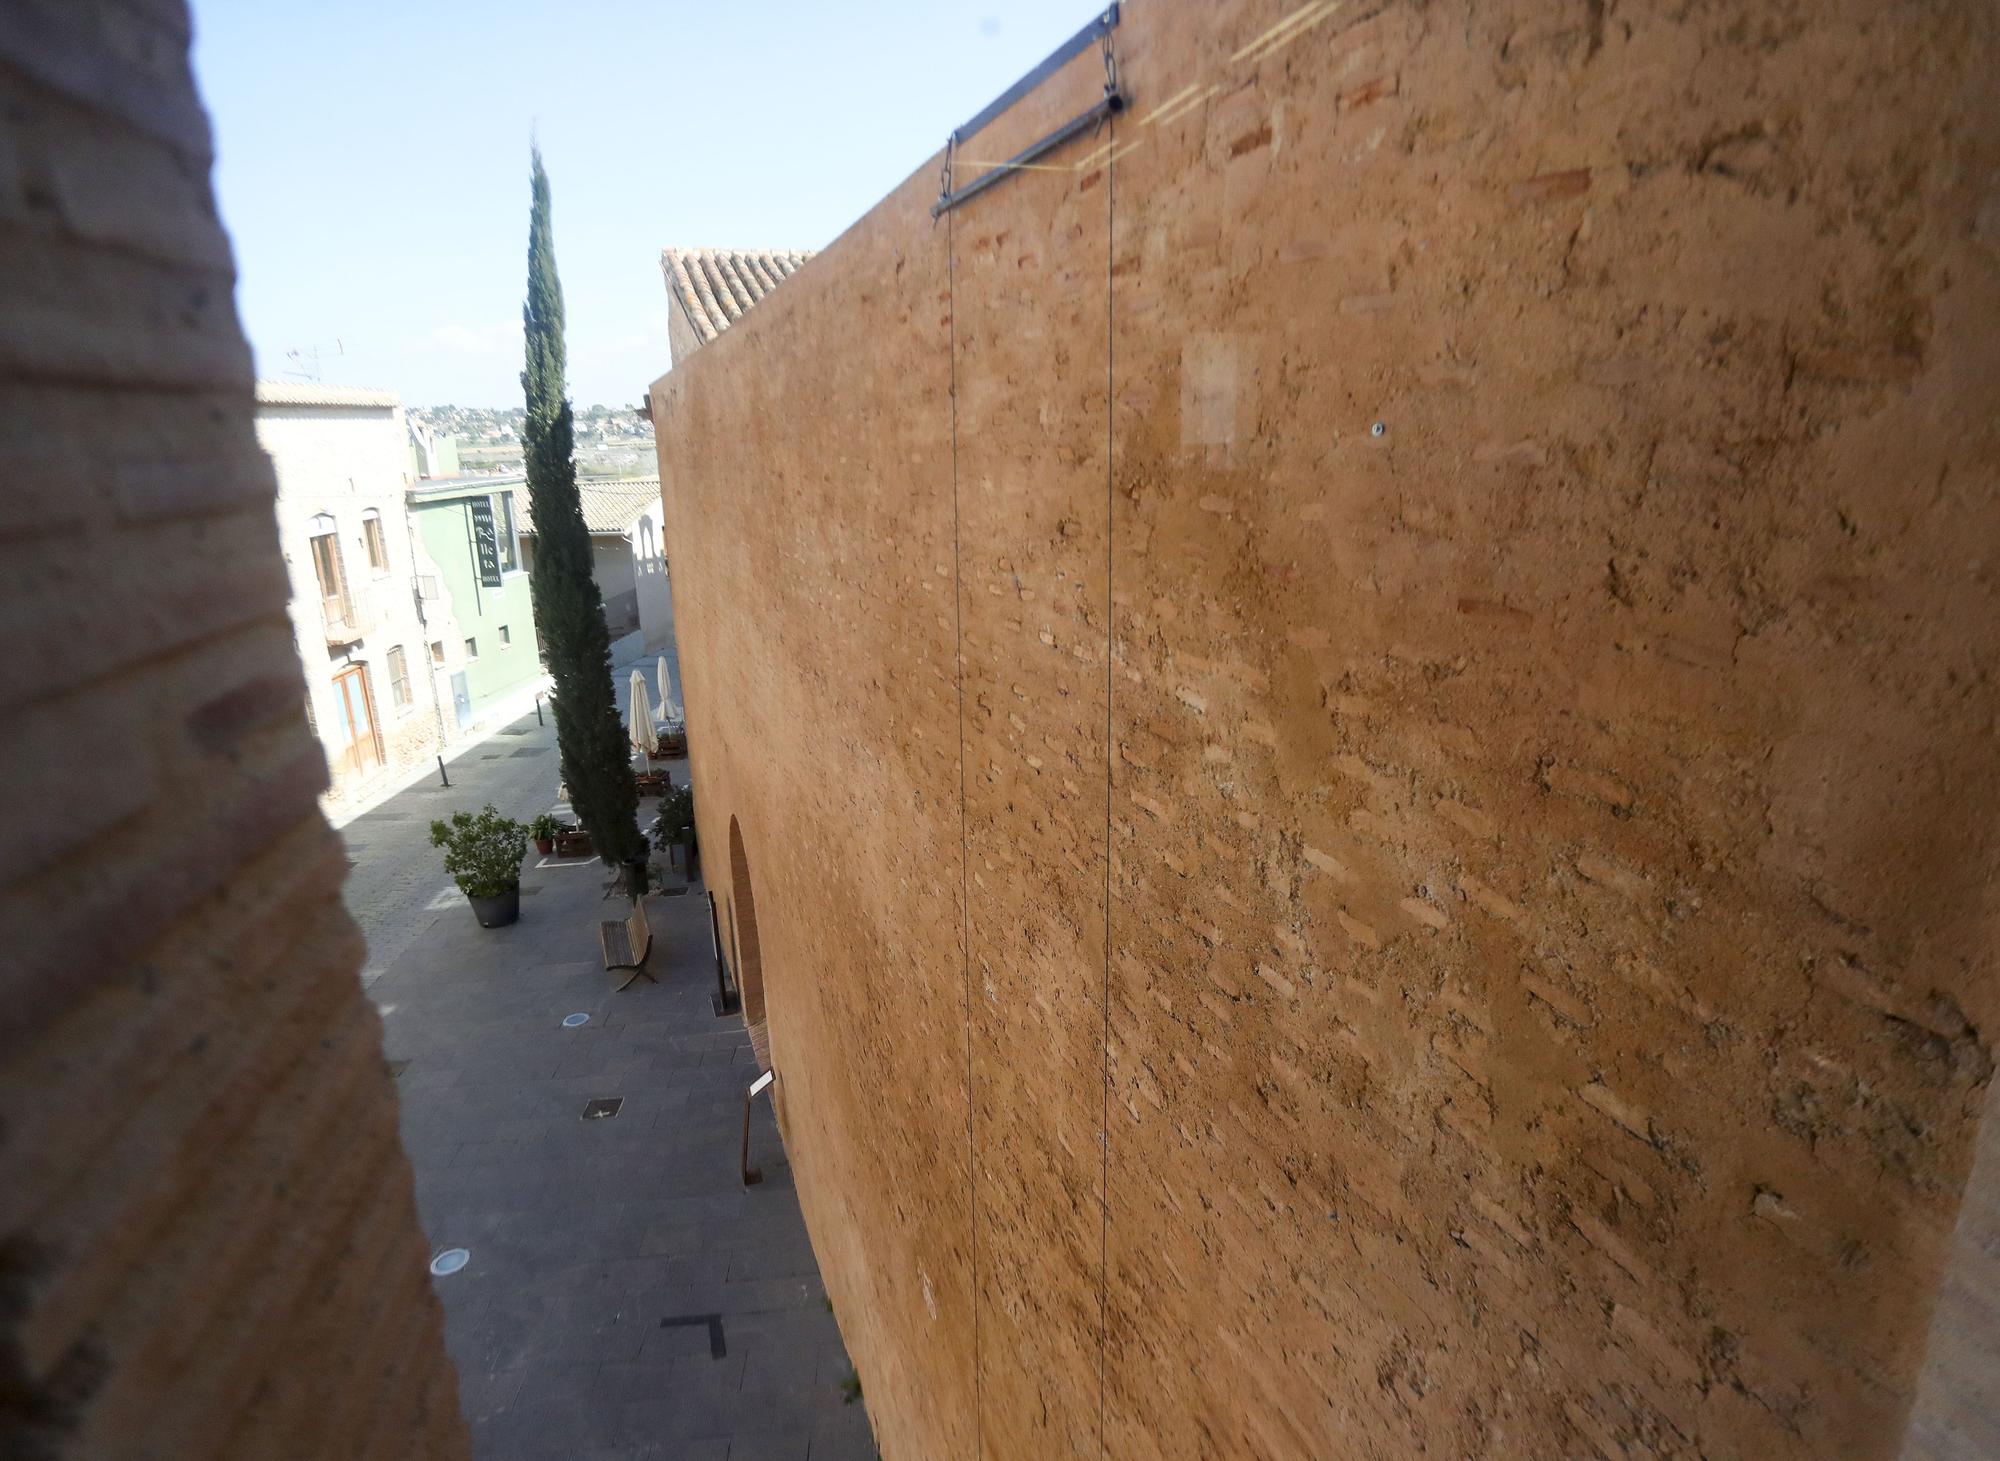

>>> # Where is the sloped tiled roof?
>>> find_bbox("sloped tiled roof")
[518,476,660,537]
[255,380,400,409]
[661,247,814,346]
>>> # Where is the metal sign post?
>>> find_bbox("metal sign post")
[741,1070,774,1187]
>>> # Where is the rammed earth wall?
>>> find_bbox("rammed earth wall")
[652,1,2000,1457]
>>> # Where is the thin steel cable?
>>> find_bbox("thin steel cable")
[943,136,983,1456]
[1099,70,1117,1461]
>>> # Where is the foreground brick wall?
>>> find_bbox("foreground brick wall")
[0,5,467,1457]
[655,1,2000,1457]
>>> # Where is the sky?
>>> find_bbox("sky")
[190,0,1099,408]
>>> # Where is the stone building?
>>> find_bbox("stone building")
[256,382,454,807]
[517,475,663,642]
[628,494,674,654]
[408,417,461,480]
[647,3,2000,1459]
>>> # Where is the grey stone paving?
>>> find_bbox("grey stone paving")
[341,637,679,985]
[356,654,872,1459]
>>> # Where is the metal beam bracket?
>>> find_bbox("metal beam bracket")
[933,4,1123,218]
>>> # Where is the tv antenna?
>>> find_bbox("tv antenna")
[282,338,344,381]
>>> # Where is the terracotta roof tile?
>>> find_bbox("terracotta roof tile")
[516,476,660,537]
[660,247,814,346]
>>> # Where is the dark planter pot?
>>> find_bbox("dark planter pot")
[623,857,650,897]
[533,836,554,856]
[467,884,521,928]
[555,831,593,858]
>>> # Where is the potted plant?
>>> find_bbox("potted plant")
[651,784,697,882]
[529,813,561,856]
[429,804,528,928]
[554,825,593,858]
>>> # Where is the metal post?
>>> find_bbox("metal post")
[706,891,739,1017]
[741,1070,773,1188]
[436,753,450,788]
[740,1087,761,1187]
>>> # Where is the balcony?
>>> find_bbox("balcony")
[321,585,380,646]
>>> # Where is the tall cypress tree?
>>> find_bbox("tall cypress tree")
[522,146,643,866]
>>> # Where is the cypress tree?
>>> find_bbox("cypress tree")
[521,146,643,866]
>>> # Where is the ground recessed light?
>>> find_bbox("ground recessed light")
[429,1248,470,1276]
[582,1097,623,1120]
[563,1012,590,1028]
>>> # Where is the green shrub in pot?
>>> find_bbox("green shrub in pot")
[429,805,529,927]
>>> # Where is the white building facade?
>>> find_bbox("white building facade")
[255,382,463,808]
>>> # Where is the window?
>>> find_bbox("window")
[499,625,512,646]
[430,639,445,666]
[497,492,519,572]
[387,645,412,708]
[307,518,344,604]
[465,637,479,661]
[361,509,389,573]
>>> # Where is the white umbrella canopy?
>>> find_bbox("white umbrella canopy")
[628,670,657,756]
[656,655,682,724]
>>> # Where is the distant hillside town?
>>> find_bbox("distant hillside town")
[407,401,655,478]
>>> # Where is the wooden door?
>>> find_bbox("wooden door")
[331,665,381,778]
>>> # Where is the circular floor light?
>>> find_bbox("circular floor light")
[562,1012,590,1028]
[429,1248,470,1277]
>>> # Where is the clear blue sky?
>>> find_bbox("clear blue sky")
[191,0,1098,408]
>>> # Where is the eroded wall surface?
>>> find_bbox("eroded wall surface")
[0,5,468,1457]
[652,1,2000,1456]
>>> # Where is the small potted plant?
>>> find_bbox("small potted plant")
[428,804,528,928]
[529,813,561,856]
[651,784,697,882]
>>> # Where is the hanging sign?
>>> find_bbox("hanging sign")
[468,497,503,587]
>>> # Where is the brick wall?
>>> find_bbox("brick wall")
[0,4,467,1457]
[652,1,2000,1457]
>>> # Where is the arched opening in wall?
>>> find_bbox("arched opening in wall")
[728,816,770,1071]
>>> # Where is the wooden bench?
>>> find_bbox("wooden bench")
[598,898,657,992]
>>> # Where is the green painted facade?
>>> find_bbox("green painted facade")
[410,480,543,722]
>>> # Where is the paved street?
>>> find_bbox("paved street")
[340,634,675,985]
[343,641,873,1459]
